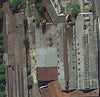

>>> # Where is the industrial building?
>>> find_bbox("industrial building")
[67,13,98,90]
[2,2,28,97]
[35,0,99,96]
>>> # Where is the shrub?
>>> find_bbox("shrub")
[0,64,5,74]
[0,45,4,53]
[0,92,6,96]
[23,36,29,44]
[23,36,29,51]
[0,74,6,91]
[36,2,45,12]
[70,4,80,18]
[9,0,26,13]
[34,17,41,25]
[89,5,93,12]
[0,74,6,83]
[0,33,3,40]
[27,66,31,75]
[0,9,4,19]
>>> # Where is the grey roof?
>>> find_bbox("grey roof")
[68,13,98,90]
[35,23,66,90]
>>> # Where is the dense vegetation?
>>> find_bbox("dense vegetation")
[35,0,45,12]
[89,5,93,12]
[34,17,41,25]
[0,32,6,97]
[0,9,4,19]
[70,4,80,18]
[9,0,26,13]
[0,1,6,95]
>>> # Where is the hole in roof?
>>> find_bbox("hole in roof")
[49,38,52,41]
[58,73,60,75]
[78,52,80,55]
[78,69,80,71]
[78,58,80,61]
[16,26,18,28]
[73,67,75,69]
[57,43,59,45]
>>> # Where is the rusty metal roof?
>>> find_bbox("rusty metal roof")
[36,67,58,81]
[41,0,51,6]
[40,87,51,97]
[40,81,66,97]
[48,81,64,97]
[2,4,26,66]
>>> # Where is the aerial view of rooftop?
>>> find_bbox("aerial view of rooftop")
[0,0,100,97]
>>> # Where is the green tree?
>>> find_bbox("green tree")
[9,0,25,13]
[23,36,29,51]
[70,4,80,18]
[0,9,4,19]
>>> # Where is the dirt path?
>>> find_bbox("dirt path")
[25,0,42,97]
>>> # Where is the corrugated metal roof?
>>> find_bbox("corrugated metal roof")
[40,81,66,97]
[40,87,51,97]
[36,67,58,81]
[48,81,64,97]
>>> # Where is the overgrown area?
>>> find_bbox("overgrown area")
[70,4,80,18]
[34,0,46,25]
[0,32,6,96]
[0,1,6,97]
[35,0,45,13]
[9,0,26,13]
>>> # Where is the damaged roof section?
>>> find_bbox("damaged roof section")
[41,0,65,24]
